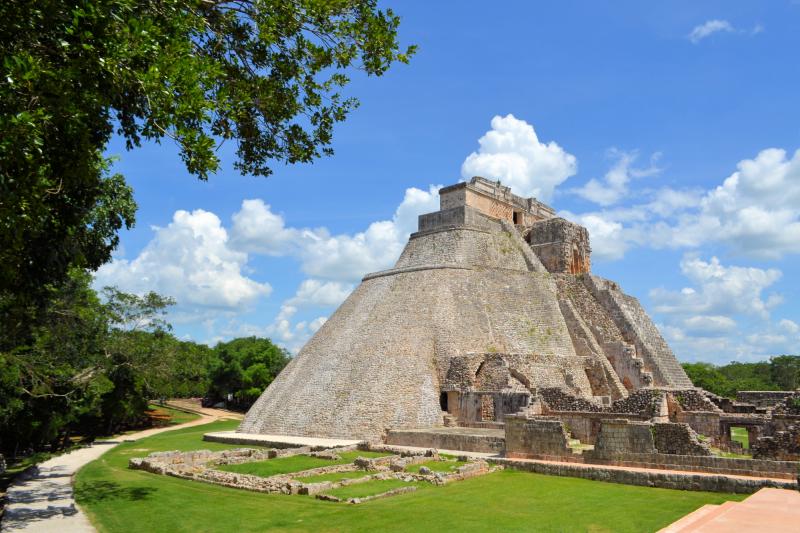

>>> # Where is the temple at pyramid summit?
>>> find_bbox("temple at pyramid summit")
[207,177,799,462]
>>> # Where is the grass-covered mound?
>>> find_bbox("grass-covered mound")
[75,420,746,533]
[323,479,421,500]
[405,459,468,473]
[217,450,391,478]
[294,471,372,484]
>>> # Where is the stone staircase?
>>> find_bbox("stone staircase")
[658,488,800,532]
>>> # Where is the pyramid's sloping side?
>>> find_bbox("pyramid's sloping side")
[238,225,584,440]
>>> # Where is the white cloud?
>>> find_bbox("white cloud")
[570,148,800,262]
[650,254,782,319]
[688,19,765,44]
[689,20,734,43]
[647,254,795,362]
[95,209,271,311]
[574,149,662,206]
[230,199,301,256]
[461,114,577,201]
[286,279,353,308]
[681,315,737,336]
[778,319,800,335]
[231,185,441,282]
[561,211,627,261]
[262,279,344,353]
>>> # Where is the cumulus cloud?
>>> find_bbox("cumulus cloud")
[688,148,800,258]
[231,185,441,282]
[650,255,796,362]
[285,279,353,308]
[778,319,799,335]
[688,19,735,43]
[461,114,577,201]
[650,254,782,319]
[95,209,271,311]
[573,149,662,206]
[262,279,344,353]
[570,147,800,262]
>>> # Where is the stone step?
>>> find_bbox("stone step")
[667,500,741,531]
[669,502,739,533]
[657,504,720,533]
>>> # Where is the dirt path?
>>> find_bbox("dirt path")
[1,402,240,533]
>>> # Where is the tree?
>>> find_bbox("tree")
[0,0,414,310]
[770,355,800,390]
[209,336,289,409]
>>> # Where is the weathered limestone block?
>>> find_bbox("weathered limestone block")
[653,423,711,456]
[527,218,591,274]
[752,424,800,461]
[504,415,572,458]
[593,419,656,457]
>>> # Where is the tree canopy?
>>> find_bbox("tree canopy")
[682,356,800,398]
[0,0,414,307]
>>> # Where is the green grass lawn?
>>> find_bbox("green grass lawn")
[323,479,421,500]
[146,404,202,426]
[730,427,750,449]
[405,459,468,473]
[218,450,392,478]
[75,420,746,533]
[294,471,371,484]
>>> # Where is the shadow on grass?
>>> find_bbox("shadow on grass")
[76,480,157,504]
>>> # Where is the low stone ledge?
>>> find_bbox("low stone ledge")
[347,485,418,504]
[490,457,796,493]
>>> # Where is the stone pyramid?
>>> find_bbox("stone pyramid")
[239,177,693,440]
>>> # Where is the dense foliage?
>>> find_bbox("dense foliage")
[0,272,288,457]
[0,0,410,459]
[682,356,800,398]
[207,337,289,409]
[0,0,413,310]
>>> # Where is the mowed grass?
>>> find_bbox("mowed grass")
[294,471,371,484]
[146,404,201,426]
[323,479,421,500]
[405,460,468,473]
[218,450,392,478]
[75,421,746,533]
[731,427,750,449]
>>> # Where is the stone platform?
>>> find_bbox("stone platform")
[203,431,361,449]
[385,427,505,454]
[658,487,800,532]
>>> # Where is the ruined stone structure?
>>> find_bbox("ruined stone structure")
[239,177,695,441]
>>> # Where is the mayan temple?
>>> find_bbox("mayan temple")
[236,177,694,442]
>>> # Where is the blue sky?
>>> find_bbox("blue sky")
[96,1,800,363]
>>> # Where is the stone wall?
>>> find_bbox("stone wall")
[417,205,497,233]
[490,457,795,493]
[674,390,721,412]
[652,423,711,455]
[551,411,651,444]
[675,411,721,440]
[504,415,572,458]
[736,391,798,408]
[540,388,665,417]
[582,452,799,480]
[592,419,656,456]
[384,428,505,454]
[752,425,800,461]
[527,218,591,274]
[583,275,693,389]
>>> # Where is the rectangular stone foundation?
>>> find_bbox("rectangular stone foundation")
[385,427,505,454]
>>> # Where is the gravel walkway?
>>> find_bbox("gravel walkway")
[1,403,240,533]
